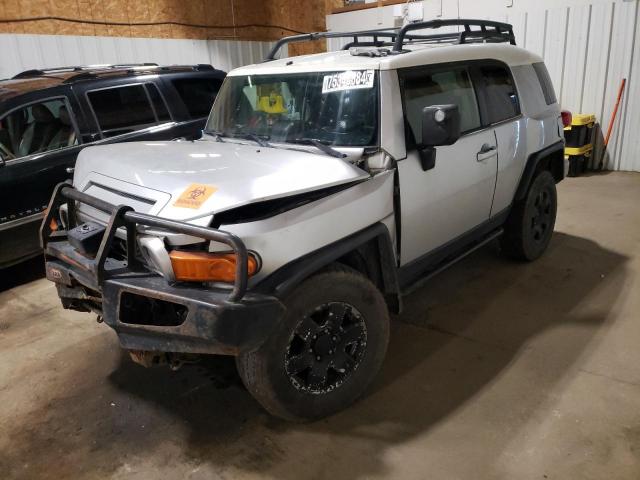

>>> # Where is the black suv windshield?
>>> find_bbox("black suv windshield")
[207,70,378,147]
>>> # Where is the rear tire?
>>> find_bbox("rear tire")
[236,265,389,421]
[501,170,557,261]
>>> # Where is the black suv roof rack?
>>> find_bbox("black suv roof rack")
[11,63,218,84]
[265,19,515,61]
[12,63,159,79]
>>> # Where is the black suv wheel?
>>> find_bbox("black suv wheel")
[502,170,557,261]
[236,265,389,421]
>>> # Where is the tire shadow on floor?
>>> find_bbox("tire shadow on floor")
[104,232,629,478]
[0,232,628,480]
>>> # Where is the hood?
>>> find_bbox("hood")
[74,140,369,222]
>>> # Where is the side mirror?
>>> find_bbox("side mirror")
[418,104,461,171]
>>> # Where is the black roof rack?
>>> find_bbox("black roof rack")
[265,18,515,61]
[393,19,515,51]
[265,29,398,60]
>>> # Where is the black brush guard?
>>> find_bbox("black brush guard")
[40,183,284,355]
[41,183,249,301]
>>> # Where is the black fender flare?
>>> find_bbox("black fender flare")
[254,222,402,312]
[515,140,565,201]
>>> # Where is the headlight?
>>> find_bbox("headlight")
[168,250,259,282]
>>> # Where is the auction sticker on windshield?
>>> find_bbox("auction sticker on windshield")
[174,184,218,209]
[322,70,374,94]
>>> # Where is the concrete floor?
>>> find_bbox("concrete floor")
[1,172,639,480]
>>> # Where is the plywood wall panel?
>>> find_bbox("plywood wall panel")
[153,0,175,38]
[179,0,205,39]
[87,0,110,36]
[18,0,51,34]
[205,0,235,39]
[75,0,99,36]
[0,0,24,34]
[48,0,85,35]
[127,0,156,38]
[233,0,273,40]
[0,0,332,43]
[103,0,132,37]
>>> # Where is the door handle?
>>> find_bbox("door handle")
[478,143,496,154]
[477,143,497,161]
[66,167,75,174]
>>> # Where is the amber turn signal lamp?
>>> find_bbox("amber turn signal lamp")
[169,250,258,282]
[43,206,58,231]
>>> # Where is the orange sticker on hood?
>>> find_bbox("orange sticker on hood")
[173,184,218,209]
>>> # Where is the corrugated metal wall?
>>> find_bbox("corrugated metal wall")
[327,0,640,172]
[0,34,276,79]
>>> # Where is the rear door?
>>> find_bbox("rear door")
[397,63,498,265]
[472,62,523,215]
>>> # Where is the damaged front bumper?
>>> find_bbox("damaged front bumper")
[41,183,285,355]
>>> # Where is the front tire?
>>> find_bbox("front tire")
[501,170,557,261]
[236,265,390,421]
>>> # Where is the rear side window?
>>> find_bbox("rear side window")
[172,78,222,118]
[532,62,557,105]
[401,66,481,146]
[477,64,520,123]
[88,84,156,137]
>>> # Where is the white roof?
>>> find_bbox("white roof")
[229,43,543,76]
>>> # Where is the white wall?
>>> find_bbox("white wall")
[0,34,276,79]
[327,0,640,172]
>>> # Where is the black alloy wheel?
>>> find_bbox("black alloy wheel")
[285,302,367,394]
[530,187,553,243]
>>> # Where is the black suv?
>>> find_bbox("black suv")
[0,63,226,268]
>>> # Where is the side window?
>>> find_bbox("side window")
[146,83,171,122]
[478,64,520,123]
[401,67,481,146]
[87,84,156,138]
[172,77,222,118]
[0,98,78,160]
[532,62,557,105]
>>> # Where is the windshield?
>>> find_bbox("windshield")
[207,70,379,147]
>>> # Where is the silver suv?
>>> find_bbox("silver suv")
[42,20,567,421]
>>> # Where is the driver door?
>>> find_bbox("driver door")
[397,64,498,266]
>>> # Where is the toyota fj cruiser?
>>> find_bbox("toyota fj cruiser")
[41,20,568,421]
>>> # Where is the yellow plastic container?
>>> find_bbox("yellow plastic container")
[564,113,595,159]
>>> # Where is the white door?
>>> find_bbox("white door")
[397,64,498,265]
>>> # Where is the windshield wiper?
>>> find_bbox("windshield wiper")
[288,138,346,159]
[233,132,271,148]
[203,129,226,142]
